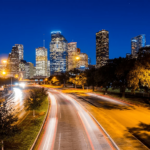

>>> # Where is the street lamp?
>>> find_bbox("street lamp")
[76,56,80,60]
[2,60,7,64]
[2,71,6,75]
[15,74,18,78]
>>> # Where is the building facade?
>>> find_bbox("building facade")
[96,30,109,68]
[35,47,47,77]
[50,31,68,75]
[131,34,146,58]
[77,48,80,53]
[25,62,34,79]
[68,42,78,71]
[47,60,50,77]
[15,44,24,60]
[76,53,88,70]
[19,60,27,80]
[6,46,19,76]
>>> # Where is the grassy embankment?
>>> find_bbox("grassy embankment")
[5,96,49,150]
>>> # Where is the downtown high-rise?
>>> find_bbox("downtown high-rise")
[6,46,20,76]
[35,47,47,77]
[131,34,146,58]
[15,44,24,60]
[68,42,78,71]
[50,31,68,75]
[96,29,109,68]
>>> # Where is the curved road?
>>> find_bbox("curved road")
[37,89,116,150]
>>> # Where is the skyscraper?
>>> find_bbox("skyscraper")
[19,60,26,79]
[96,29,109,68]
[50,31,68,75]
[131,34,146,58]
[77,53,88,71]
[6,46,19,76]
[35,47,47,77]
[25,62,34,79]
[15,44,24,60]
[68,42,78,71]
[47,60,50,77]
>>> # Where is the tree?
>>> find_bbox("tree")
[94,61,117,94]
[0,98,19,150]
[51,76,59,85]
[56,72,69,87]
[25,88,47,117]
[115,57,136,97]
[76,73,87,90]
[85,68,96,91]
[128,54,150,92]
[69,73,87,89]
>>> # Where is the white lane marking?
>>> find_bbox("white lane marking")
[58,133,61,150]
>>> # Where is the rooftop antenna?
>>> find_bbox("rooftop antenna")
[43,34,45,47]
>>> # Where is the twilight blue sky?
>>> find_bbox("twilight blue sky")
[0,0,150,65]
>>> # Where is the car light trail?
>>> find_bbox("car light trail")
[60,93,115,150]
[38,93,58,150]
[88,93,127,105]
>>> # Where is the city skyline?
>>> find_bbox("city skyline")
[0,0,150,65]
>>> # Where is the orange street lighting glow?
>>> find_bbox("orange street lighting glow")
[2,71,6,75]
[15,74,18,78]
[76,56,80,60]
[2,60,7,64]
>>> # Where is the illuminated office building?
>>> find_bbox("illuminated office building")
[15,44,24,60]
[50,31,68,75]
[68,42,78,71]
[131,34,146,58]
[25,62,34,79]
[0,64,6,77]
[96,29,109,68]
[77,53,88,70]
[19,60,26,79]
[35,47,47,77]
[6,46,19,76]
[47,60,50,77]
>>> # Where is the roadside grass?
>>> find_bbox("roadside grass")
[4,96,49,150]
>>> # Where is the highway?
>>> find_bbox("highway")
[67,91,150,150]
[37,89,116,150]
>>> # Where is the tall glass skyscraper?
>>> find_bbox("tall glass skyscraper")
[15,44,24,60]
[6,46,19,76]
[96,30,109,68]
[35,47,47,77]
[68,42,77,71]
[131,34,146,58]
[50,31,68,75]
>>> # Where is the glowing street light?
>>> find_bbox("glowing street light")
[15,74,18,78]
[76,56,80,60]
[2,71,6,75]
[2,60,7,64]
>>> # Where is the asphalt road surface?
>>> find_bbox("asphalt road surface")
[37,89,116,150]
